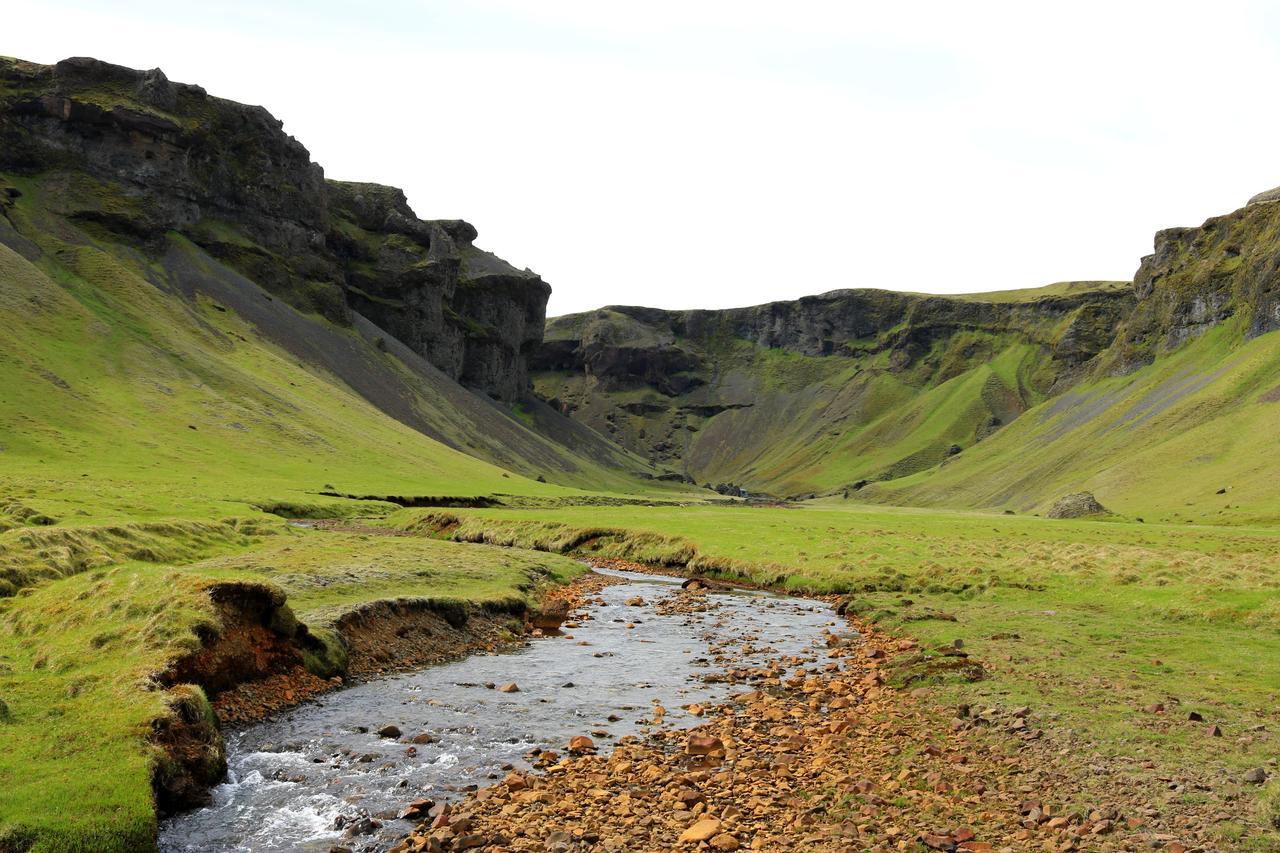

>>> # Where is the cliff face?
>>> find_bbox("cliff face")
[532,283,1135,494]
[1100,192,1280,374]
[327,181,549,401]
[0,56,547,401]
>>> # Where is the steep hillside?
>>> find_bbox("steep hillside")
[533,283,1134,496]
[874,192,1280,521]
[0,55,666,509]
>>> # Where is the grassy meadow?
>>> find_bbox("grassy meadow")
[393,503,1280,781]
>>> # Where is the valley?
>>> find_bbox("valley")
[0,54,1279,852]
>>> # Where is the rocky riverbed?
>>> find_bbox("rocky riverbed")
[157,568,835,851]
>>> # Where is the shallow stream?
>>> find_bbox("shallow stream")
[158,568,835,852]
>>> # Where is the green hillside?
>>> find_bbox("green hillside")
[876,306,1280,521]
[0,176,671,530]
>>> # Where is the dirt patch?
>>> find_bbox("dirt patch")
[1259,383,1280,403]
[159,582,307,694]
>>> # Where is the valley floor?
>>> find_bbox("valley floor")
[2,497,1279,851]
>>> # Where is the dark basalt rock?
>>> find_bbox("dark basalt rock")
[0,55,548,401]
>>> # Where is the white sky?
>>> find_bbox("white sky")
[7,1,1280,315]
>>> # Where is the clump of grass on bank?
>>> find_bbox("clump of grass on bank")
[0,516,282,596]
[392,509,699,568]
[185,529,585,626]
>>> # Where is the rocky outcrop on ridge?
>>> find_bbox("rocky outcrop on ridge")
[1103,191,1280,374]
[0,56,547,400]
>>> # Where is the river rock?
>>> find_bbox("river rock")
[685,734,725,756]
[679,818,721,843]
[377,724,402,739]
[710,832,740,850]
[399,799,434,821]
[567,735,596,754]
[498,683,520,693]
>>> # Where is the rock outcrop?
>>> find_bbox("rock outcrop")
[1103,191,1280,374]
[0,56,548,400]
[327,181,548,401]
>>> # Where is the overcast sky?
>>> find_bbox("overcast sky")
[8,1,1280,314]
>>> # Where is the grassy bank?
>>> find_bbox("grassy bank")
[0,527,582,851]
[391,503,1280,784]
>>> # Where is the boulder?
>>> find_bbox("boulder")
[567,735,596,754]
[685,734,725,757]
[1045,492,1110,519]
[679,818,722,843]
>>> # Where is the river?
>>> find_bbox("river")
[158,567,835,852]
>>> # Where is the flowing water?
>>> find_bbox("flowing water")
[158,568,837,852]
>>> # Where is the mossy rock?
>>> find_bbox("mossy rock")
[1045,491,1110,519]
[885,650,987,688]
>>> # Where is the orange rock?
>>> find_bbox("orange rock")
[686,734,725,756]
[568,735,596,754]
[678,818,722,843]
[709,832,740,850]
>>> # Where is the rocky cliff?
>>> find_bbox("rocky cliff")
[532,283,1135,494]
[0,56,547,401]
[1099,190,1280,374]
